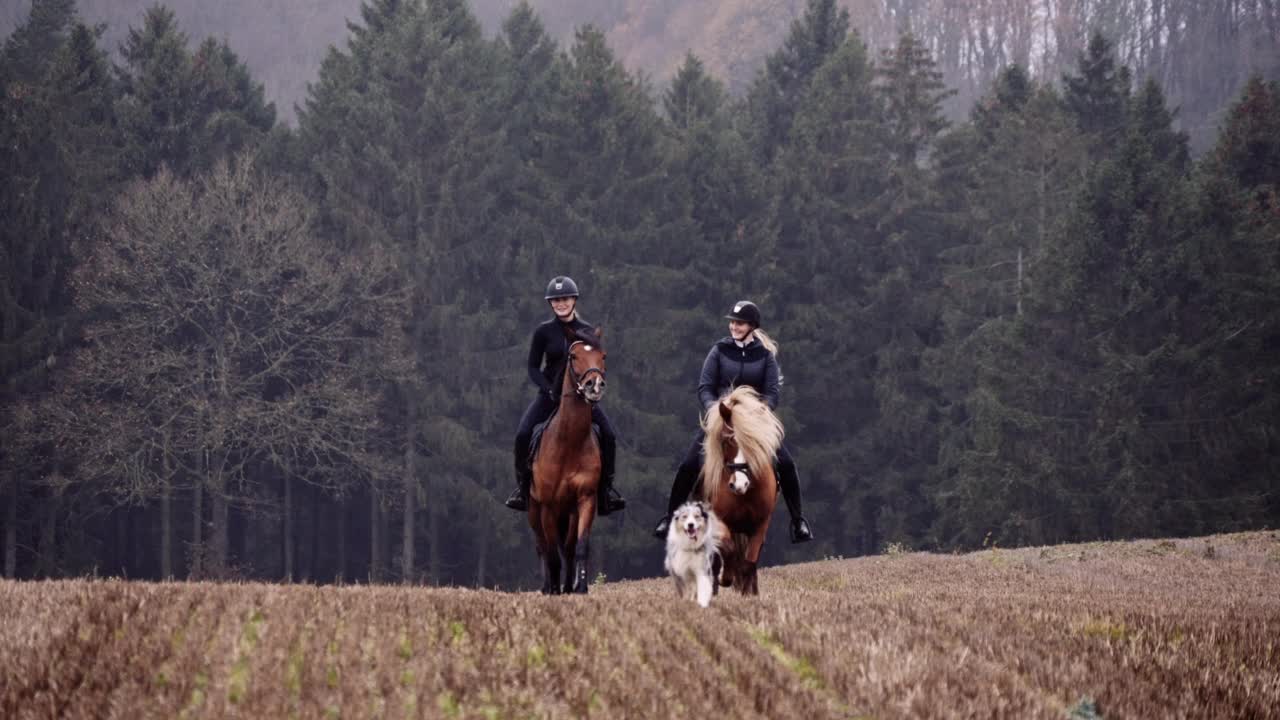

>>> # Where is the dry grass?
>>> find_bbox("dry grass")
[3,531,1279,719]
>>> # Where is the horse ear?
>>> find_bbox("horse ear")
[594,327,604,343]
[719,400,733,424]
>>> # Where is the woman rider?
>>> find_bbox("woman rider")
[504,276,626,515]
[652,301,812,542]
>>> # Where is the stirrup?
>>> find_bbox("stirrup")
[790,517,813,543]
[652,515,671,539]
[597,486,626,516]
[504,485,528,512]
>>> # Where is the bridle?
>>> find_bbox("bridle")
[722,431,752,480]
[566,340,606,402]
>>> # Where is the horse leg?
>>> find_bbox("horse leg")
[718,537,736,588]
[529,503,551,595]
[561,510,578,594]
[571,495,596,594]
[741,523,771,596]
[540,504,562,595]
[711,553,722,596]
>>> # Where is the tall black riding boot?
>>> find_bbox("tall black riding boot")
[504,438,532,511]
[597,433,626,516]
[653,461,700,538]
[777,459,813,543]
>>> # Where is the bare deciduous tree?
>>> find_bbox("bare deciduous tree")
[54,157,408,579]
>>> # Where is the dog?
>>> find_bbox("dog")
[664,501,725,608]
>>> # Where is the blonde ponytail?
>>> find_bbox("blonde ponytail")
[752,328,779,356]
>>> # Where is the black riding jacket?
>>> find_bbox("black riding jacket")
[527,316,595,400]
[697,337,780,411]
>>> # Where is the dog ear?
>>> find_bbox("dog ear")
[719,400,733,424]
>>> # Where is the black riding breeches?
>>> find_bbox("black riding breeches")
[513,395,617,478]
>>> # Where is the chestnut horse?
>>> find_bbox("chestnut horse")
[529,327,607,594]
[699,386,784,595]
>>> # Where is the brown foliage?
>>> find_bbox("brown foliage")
[3,531,1278,718]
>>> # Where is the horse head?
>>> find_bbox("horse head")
[701,387,783,503]
[567,327,606,404]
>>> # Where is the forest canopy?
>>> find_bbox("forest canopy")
[2,0,1277,588]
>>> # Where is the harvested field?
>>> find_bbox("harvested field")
[3,531,1279,719]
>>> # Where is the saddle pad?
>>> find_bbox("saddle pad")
[528,411,600,466]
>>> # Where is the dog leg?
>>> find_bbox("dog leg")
[695,572,713,608]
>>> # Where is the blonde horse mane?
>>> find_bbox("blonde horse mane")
[699,386,785,503]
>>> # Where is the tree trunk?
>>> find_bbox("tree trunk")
[160,443,173,579]
[308,482,320,582]
[474,525,487,588]
[427,473,440,585]
[369,486,383,583]
[335,494,347,584]
[402,400,417,585]
[37,491,57,578]
[4,479,17,578]
[283,474,294,582]
[191,476,204,579]
[210,471,229,577]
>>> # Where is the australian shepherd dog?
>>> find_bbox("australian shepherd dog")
[664,501,726,608]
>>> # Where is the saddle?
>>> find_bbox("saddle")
[528,405,600,468]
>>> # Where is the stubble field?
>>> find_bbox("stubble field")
[3,531,1278,719]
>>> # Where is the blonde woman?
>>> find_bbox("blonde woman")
[653,301,812,543]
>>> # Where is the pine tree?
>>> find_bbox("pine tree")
[1062,31,1131,147]
[188,38,276,170]
[0,0,76,84]
[116,6,273,179]
[1,1,118,577]
[927,68,1089,548]
[663,52,726,131]
[662,51,760,277]
[766,33,886,553]
[1187,77,1280,530]
[742,0,849,163]
[301,0,519,584]
[948,77,1198,546]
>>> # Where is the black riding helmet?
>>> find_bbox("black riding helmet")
[725,300,761,328]
[545,276,580,300]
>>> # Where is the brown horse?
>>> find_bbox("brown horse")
[529,327,607,594]
[698,386,784,595]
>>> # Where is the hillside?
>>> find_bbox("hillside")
[5,0,1276,143]
[4,531,1278,719]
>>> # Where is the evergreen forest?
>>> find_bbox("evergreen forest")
[2,0,1278,588]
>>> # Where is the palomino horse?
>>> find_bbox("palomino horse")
[699,386,784,595]
[529,327,607,594]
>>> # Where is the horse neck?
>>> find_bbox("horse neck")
[552,365,593,438]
